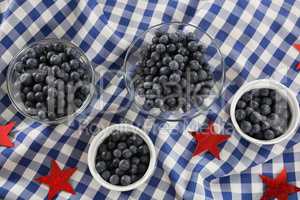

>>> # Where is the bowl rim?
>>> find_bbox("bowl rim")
[230,79,300,145]
[123,21,225,121]
[87,123,157,191]
[7,38,95,124]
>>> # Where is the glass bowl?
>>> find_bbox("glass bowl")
[7,38,95,124]
[124,22,224,121]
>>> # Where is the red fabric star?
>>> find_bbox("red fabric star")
[260,168,300,200]
[35,160,77,200]
[0,121,15,148]
[293,44,300,70]
[190,122,230,159]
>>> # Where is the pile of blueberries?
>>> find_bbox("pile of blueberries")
[12,41,91,121]
[95,130,150,186]
[134,30,213,111]
[235,88,291,140]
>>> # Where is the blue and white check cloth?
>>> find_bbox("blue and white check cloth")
[1,0,300,199]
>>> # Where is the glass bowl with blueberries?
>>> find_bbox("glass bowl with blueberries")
[230,79,300,145]
[7,38,95,124]
[124,22,224,121]
[88,124,156,191]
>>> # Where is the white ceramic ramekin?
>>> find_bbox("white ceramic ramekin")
[88,124,156,191]
[230,79,300,145]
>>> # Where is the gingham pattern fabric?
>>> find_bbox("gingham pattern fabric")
[1,0,300,199]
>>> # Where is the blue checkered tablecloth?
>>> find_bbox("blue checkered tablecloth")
[1,0,300,199]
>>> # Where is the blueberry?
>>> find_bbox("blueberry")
[47,51,55,60]
[264,129,275,140]
[240,120,252,133]
[169,60,179,71]
[33,84,42,92]
[261,97,272,105]
[142,82,152,90]
[112,158,120,168]
[20,73,33,85]
[260,88,269,97]
[15,62,24,72]
[141,155,149,164]
[235,109,246,121]
[242,92,253,102]
[146,59,155,67]
[145,99,154,109]
[138,145,149,155]
[70,71,80,81]
[167,44,176,52]
[190,71,198,83]
[245,107,254,116]
[159,67,170,75]
[109,175,120,185]
[122,149,133,159]
[70,59,80,69]
[34,92,43,102]
[111,131,121,142]
[261,121,270,130]
[61,62,71,72]
[249,100,259,109]
[22,86,31,94]
[107,141,116,150]
[135,136,144,146]
[193,95,204,106]
[268,113,280,126]
[57,52,67,61]
[198,70,208,81]
[119,159,130,171]
[101,151,112,161]
[273,126,284,136]
[53,42,64,52]
[131,157,140,165]
[166,97,177,107]
[101,171,111,181]
[156,44,166,53]
[260,104,271,115]
[114,168,124,176]
[144,75,153,82]
[37,110,46,119]
[65,47,77,57]
[249,111,261,123]
[178,47,189,56]
[152,36,159,43]
[48,112,56,120]
[26,92,35,101]
[169,73,181,82]
[46,76,55,86]
[150,52,160,61]
[24,101,33,108]
[96,161,106,173]
[26,48,37,58]
[187,41,198,52]
[193,51,203,61]
[162,56,172,65]
[113,149,122,158]
[251,124,261,134]
[190,60,200,70]
[120,175,131,186]
[129,145,138,154]
[117,142,127,151]
[131,164,138,174]
[138,164,148,174]
[159,35,169,44]
[49,54,62,65]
